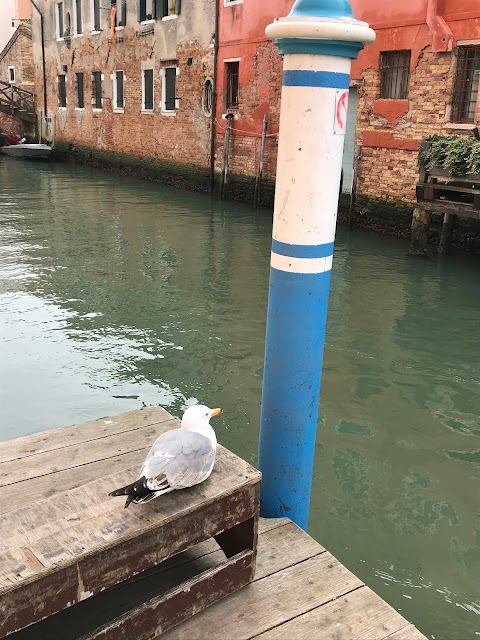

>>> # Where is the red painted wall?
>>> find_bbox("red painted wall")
[217,0,480,136]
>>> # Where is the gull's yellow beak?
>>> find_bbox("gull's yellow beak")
[210,407,223,417]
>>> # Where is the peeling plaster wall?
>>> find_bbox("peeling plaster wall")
[32,0,215,172]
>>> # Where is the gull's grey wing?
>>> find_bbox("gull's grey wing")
[140,429,215,491]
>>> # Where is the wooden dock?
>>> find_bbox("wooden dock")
[0,407,427,639]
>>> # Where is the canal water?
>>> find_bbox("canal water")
[1,159,479,639]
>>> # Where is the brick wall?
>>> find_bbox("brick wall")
[0,24,34,92]
[0,112,23,135]
[215,40,282,182]
[355,46,466,204]
[34,2,215,173]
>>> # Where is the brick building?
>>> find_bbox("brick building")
[31,0,216,184]
[352,0,480,205]
[215,0,480,206]
[28,0,480,210]
[0,0,34,137]
[0,22,35,136]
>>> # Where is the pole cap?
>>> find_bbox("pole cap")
[289,0,353,20]
[266,1,375,58]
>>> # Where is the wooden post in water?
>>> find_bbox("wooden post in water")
[348,144,361,228]
[254,115,268,207]
[258,0,375,530]
[439,212,455,255]
[410,207,432,256]
[219,114,233,200]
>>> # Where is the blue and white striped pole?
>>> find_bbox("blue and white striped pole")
[258,0,375,530]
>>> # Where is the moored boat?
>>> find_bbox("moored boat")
[1,143,52,160]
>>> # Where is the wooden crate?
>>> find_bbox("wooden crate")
[0,407,261,638]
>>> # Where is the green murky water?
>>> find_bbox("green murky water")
[1,159,479,639]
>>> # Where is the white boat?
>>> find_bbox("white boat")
[1,143,52,159]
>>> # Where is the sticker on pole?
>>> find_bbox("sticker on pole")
[334,90,349,135]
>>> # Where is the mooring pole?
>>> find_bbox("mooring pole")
[258,0,375,530]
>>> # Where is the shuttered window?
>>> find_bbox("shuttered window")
[138,0,153,21]
[163,67,176,111]
[114,71,124,109]
[75,73,84,108]
[92,71,102,109]
[92,0,101,30]
[58,75,67,107]
[143,69,154,110]
[75,0,83,34]
[56,1,64,38]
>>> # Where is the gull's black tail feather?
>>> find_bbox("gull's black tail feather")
[109,476,155,508]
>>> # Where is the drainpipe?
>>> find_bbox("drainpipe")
[209,0,220,193]
[30,0,48,118]
[426,0,453,52]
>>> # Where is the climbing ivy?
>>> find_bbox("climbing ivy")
[418,134,480,176]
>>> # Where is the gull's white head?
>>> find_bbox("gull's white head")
[181,404,222,432]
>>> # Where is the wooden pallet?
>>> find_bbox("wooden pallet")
[0,407,261,638]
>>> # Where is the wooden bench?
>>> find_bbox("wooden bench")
[0,406,261,638]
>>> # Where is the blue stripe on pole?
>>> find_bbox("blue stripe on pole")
[258,266,332,531]
[282,70,350,89]
[272,239,334,259]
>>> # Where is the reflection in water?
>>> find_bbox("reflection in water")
[1,160,480,639]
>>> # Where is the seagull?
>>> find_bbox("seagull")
[109,405,222,508]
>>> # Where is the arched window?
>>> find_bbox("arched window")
[203,78,213,116]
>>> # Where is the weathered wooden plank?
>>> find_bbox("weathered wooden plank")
[0,446,257,555]
[252,586,425,640]
[86,550,256,640]
[0,480,260,636]
[0,406,172,464]
[386,624,428,639]
[5,521,324,640]
[417,199,480,219]
[257,517,288,534]
[0,419,178,487]
[0,448,149,515]
[162,553,362,640]
[0,449,259,573]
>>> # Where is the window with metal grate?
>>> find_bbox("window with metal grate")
[379,51,411,100]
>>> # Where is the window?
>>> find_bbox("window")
[379,50,411,100]
[58,74,67,107]
[162,0,181,17]
[111,0,127,26]
[142,69,154,110]
[138,0,153,21]
[225,61,239,110]
[75,73,84,108]
[74,0,83,34]
[203,78,213,115]
[162,67,177,112]
[92,0,101,31]
[451,46,480,124]
[92,71,102,109]
[137,0,180,21]
[114,70,124,109]
[8,66,15,83]
[56,1,64,38]
[224,0,243,5]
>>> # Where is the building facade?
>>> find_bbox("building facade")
[29,0,480,207]
[0,18,35,137]
[31,0,216,182]
[215,0,480,205]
